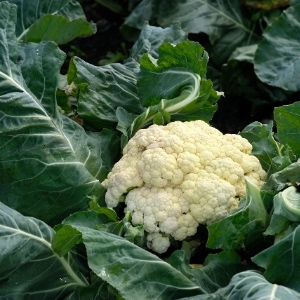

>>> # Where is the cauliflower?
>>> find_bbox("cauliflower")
[102,120,266,253]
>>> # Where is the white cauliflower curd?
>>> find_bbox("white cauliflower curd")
[102,120,266,253]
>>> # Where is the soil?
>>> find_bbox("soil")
[60,1,132,72]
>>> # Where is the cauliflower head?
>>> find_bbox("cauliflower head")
[102,120,266,253]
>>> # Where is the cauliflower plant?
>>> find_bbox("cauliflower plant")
[102,120,267,253]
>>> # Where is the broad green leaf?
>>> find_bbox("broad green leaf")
[63,276,118,300]
[166,250,250,294]
[129,41,221,137]
[23,15,96,44]
[0,2,106,225]
[265,160,300,191]
[66,22,188,132]
[275,101,300,157]
[125,0,259,65]
[88,197,119,222]
[207,179,269,253]
[129,22,187,62]
[264,186,300,236]
[241,121,295,175]
[63,210,117,229]
[159,0,253,43]
[121,0,158,39]
[52,209,121,256]
[116,106,137,147]
[67,58,143,130]
[0,0,96,44]
[263,102,300,185]
[70,226,205,299]
[252,224,300,292]
[0,202,89,299]
[229,44,258,63]
[274,186,300,222]
[87,129,121,173]
[264,214,290,237]
[254,5,300,91]
[53,210,146,255]
[180,271,300,300]
[52,225,83,257]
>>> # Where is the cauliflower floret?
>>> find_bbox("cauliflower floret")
[102,120,267,253]
[205,157,245,191]
[172,213,198,240]
[124,125,168,152]
[102,167,143,207]
[137,148,184,187]
[224,134,252,154]
[177,152,200,174]
[102,153,143,207]
[181,172,237,224]
[147,232,170,254]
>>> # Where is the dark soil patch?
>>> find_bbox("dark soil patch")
[60,1,133,73]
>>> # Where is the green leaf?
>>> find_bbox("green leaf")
[129,22,188,62]
[167,250,250,294]
[252,224,300,292]
[52,225,83,257]
[53,204,123,256]
[180,270,300,300]
[0,2,105,225]
[0,202,89,298]
[87,129,121,174]
[207,179,269,252]
[53,223,205,298]
[23,14,96,44]
[52,209,122,256]
[67,58,143,130]
[121,0,159,38]
[275,101,300,157]
[161,0,256,44]
[229,44,258,64]
[129,41,221,137]
[62,210,117,229]
[116,106,137,146]
[125,0,259,65]
[89,198,119,222]
[72,227,205,299]
[67,22,189,132]
[275,186,300,222]
[241,121,295,175]
[254,5,300,91]
[265,161,300,191]
[264,186,300,236]
[64,278,118,300]
[263,101,300,190]
[153,109,171,125]
[1,0,96,44]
